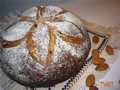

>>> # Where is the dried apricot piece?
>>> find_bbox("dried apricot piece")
[86,74,95,87]
[89,86,99,90]
[92,57,105,65]
[95,63,109,71]
[92,35,100,44]
[106,45,114,55]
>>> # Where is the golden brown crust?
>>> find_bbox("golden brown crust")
[46,25,57,65]
[58,31,84,45]
[26,24,46,66]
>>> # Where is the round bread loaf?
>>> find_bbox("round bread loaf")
[0,5,91,87]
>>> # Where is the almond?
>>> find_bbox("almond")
[86,74,95,87]
[92,49,100,59]
[92,57,105,65]
[92,35,100,44]
[95,63,109,71]
[106,45,114,55]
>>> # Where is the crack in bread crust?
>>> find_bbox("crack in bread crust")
[58,31,84,45]
[2,38,24,48]
[26,24,46,66]
[46,25,57,65]
[36,6,45,20]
